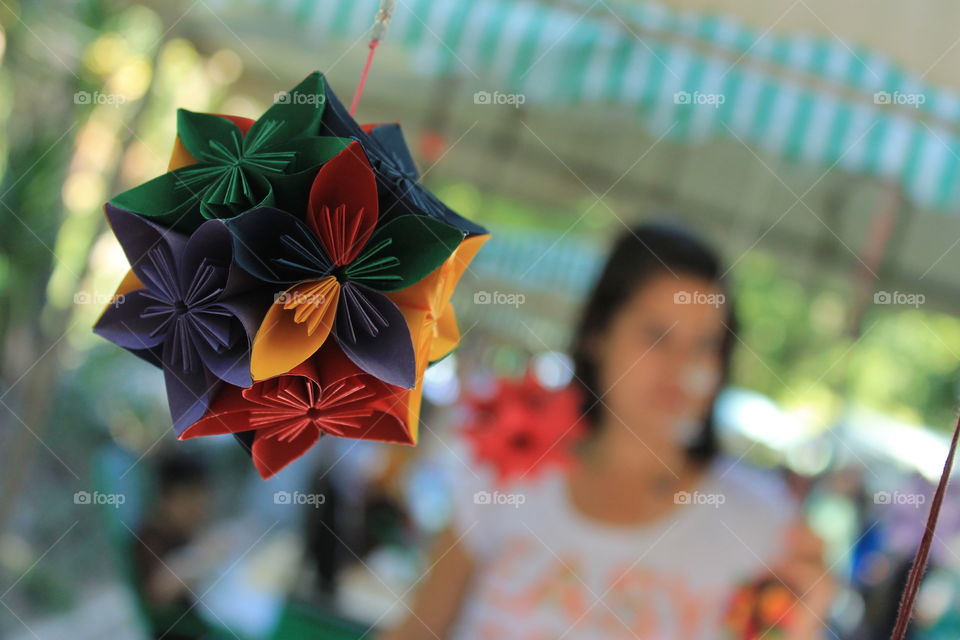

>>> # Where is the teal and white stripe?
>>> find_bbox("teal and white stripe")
[247,0,960,214]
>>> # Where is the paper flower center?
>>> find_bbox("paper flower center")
[282,277,339,336]
[250,376,377,441]
[374,149,442,216]
[176,121,296,208]
[339,236,402,285]
[139,252,235,371]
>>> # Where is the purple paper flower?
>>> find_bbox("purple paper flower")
[94,204,267,433]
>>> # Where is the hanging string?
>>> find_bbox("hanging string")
[349,0,396,116]
[890,411,960,639]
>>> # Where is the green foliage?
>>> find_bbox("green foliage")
[731,251,960,433]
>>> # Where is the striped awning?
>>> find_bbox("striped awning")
[242,0,960,215]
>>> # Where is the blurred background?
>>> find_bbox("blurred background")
[4,0,960,638]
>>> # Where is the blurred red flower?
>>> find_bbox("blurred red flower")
[461,372,587,483]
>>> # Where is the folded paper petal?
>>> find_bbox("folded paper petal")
[93,288,170,351]
[250,277,340,380]
[429,234,489,360]
[279,136,353,175]
[306,140,378,266]
[93,269,163,368]
[189,313,251,389]
[445,234,489,298]
[431,300,460,362]
[334,282,416,389]
[390,306,432,444]
[346,408,416,445]
[176,110,245,164]
[104,203,189,288]
[250,425,323,479]
[227,206,333,285]
[348,215,464,292]
[176,384,250,437]
[109,170,204,231]
[248,71,327,146]
[163,355,223,436]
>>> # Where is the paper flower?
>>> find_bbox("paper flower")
[110,73,351,232]
[93,204,268,433]
[462,374,587,483]
[314,74,487,237]
[226,141,464,387]
[387,233,489,442]
[179,342,409,479]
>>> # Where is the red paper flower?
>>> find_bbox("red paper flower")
[179,342,410,479]
[461,373,586,483]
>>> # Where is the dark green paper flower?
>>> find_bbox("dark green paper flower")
[110,72,351,232]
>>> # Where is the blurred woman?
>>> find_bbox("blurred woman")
[382,223,834,639]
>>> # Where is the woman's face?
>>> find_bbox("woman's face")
[590,273,727,446]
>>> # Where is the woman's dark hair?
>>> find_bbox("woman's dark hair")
[569,221,738,465]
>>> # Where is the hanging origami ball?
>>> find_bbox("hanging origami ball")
[461,372,587,484]
[94,71,489,478]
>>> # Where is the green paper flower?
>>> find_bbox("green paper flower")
[110,72,351,232]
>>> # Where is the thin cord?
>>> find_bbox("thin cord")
[348,0,394,116]
[348,40,379,117]
[890,411,960,639]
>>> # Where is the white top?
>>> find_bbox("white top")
[446,454,799,640]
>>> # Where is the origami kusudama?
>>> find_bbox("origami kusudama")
[94,72,489,478]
